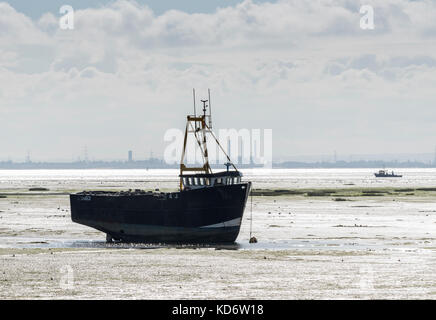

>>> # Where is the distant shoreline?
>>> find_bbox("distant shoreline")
[0,160,434,170]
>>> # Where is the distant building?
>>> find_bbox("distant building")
[128,150,133,162]
[25,151,31,163]
[434,146,436,167]
[238,138,243,165]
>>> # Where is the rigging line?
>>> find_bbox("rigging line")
[250,186,253,239]
[180,121,189,167]
[205,124,238,171]
[190,123,206,161]
[188,121,207,166]
[193,88,197,130]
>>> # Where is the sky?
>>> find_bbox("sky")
[0,0,436,162]
[5,0,272,18]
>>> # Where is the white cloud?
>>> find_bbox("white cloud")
[0,2,50,45]
[37,12,58,32]
[0,0,435,160]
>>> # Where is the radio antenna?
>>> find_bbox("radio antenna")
[193,88,197,116]
[193,88,197,130]
[201,99,208,117]
[208,88,212,129]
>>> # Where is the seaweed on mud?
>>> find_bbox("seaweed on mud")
[251,189,305,196]
[250,186,436,198]
[333,198,348,201]
[273,189,305,195]
[270,190,305,195]
[306,192,328,196]
[29,188,50,191]
[416,187,436,191]
[306,191,335,197]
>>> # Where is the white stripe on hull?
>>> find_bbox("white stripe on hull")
[200,217,241,229]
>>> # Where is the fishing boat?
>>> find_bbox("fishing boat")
[70,90,252,243]
[374,170,402,178]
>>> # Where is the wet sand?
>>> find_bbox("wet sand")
[1,246,434,299]
[0,169,435,299]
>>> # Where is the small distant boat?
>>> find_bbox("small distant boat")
[374,170,402,178]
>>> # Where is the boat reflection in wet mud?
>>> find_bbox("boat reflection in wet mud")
[374,170,402,178]
[70,91,251,244]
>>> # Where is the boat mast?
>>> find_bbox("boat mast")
[180,91,212,190]
[208,88,212,129]
[193,88,197,131]
[179,89,238,190]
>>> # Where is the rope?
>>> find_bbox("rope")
[249,183,257,243]
[250,188,253,239]
[205,124,238,171]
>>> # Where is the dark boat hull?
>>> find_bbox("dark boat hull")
[70,182,251,243]
[374,174,402,178]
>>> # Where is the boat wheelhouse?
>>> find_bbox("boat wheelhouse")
[181,171,243,190]
[374,170,402,178]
